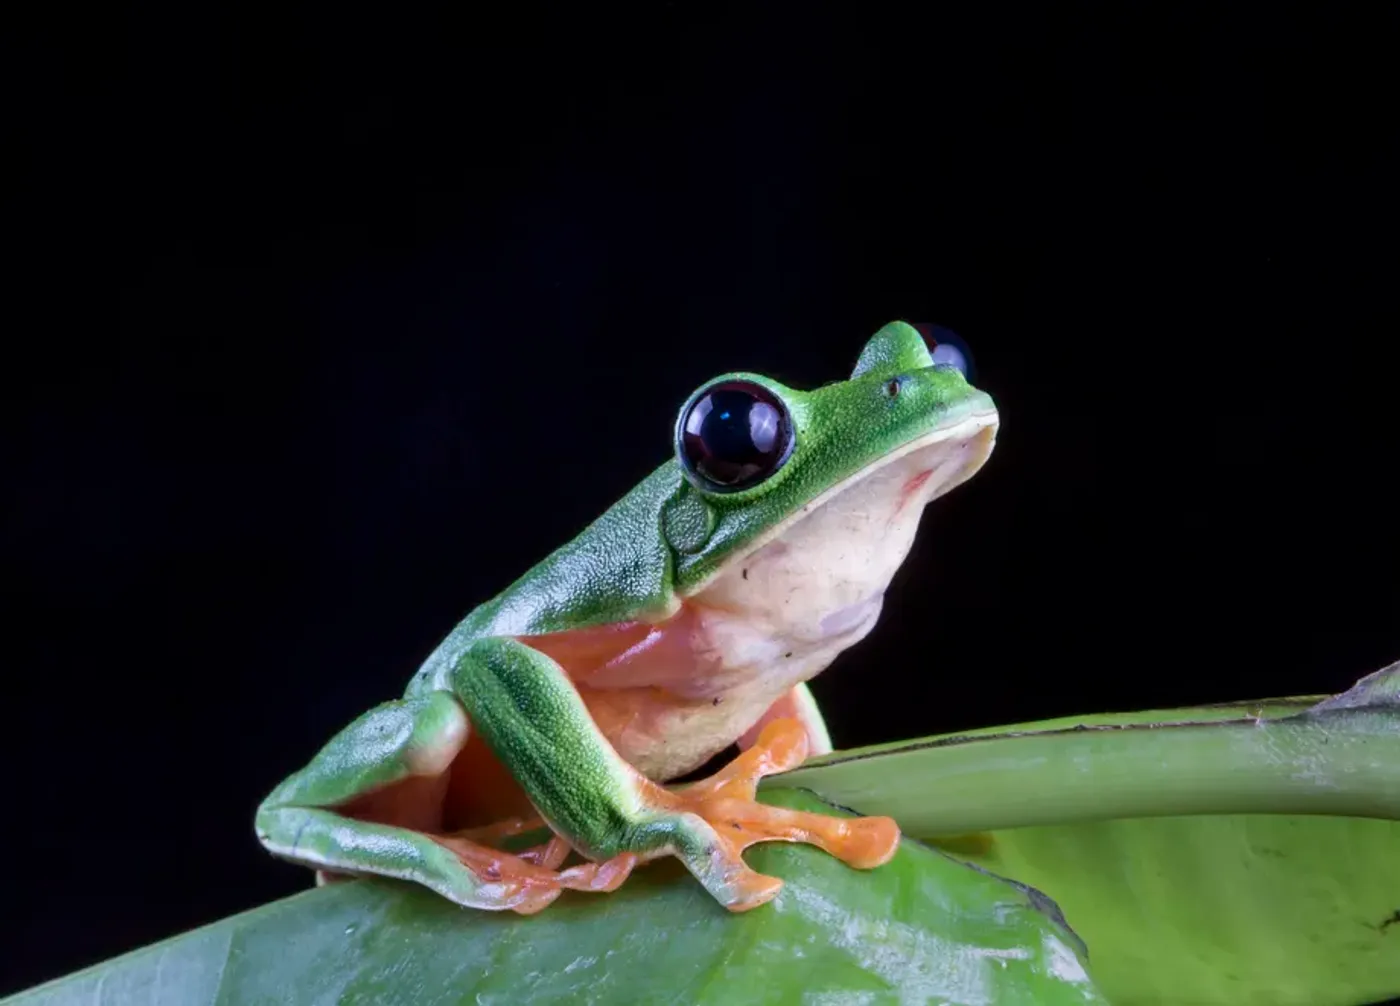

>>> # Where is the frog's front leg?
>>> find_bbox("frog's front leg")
[453,638,901,911]
[254,692,621,914]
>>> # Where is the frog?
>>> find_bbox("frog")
[255,320,1000,914]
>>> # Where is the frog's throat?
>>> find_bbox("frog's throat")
[680,409,999,599]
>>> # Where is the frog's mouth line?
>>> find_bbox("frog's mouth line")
[685,409,1000,597]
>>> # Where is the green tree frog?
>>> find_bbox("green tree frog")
[256,321,999,914]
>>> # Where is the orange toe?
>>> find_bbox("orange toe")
[510,887,563,915]
[682,718,809,803]
[699,796,900,868]
[559,852,638,893]
[723,869,785,912]
[518,834,572,870]
[648,716,901,900]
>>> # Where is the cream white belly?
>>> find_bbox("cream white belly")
[584,420,996,780]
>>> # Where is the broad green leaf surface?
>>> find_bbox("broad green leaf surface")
[7,790,1105,1006]
[957,815,1400,1006]
[777,662,1400,1005]
[12,665,1397,1005]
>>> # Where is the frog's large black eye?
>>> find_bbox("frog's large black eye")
[677,380,794,492]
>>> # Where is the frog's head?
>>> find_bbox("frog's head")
[667,321,999,614]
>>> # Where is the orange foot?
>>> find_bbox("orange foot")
[426,827,634,915]
[450,816,569,867]
[640,717,901,911]
[437,718,899,914]
[440,818,638,914]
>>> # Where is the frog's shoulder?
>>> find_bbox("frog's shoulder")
[408,460,685,693]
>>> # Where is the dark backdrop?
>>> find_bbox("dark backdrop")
[6,4,1397,996]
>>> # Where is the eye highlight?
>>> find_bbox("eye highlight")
[677,380,795,492]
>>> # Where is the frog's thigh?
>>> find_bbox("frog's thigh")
[255,692,563,913]
[452,637,846,911]
[449,636,649,858]
[736,682,833,757]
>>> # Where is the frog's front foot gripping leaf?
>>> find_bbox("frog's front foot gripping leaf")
[638,718,901,909]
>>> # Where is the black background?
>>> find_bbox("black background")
[6,4,1398,997]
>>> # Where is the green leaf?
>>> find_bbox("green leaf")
[775,661,1400,1005]
[5,790,1104,1006]
[12,665,1397,1005]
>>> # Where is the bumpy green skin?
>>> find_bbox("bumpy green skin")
[256,322,995,911]
[412,322,990,677]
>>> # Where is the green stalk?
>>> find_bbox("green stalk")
[773,666,1400,837]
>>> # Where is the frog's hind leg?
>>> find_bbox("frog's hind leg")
[452,637,899,912]
[255,691,572,914]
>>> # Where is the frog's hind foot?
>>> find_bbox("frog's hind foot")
[445,819,637,896]
[559,852,639,893]
[643,718,901,911]
[449,816,572,869]
[426,831,577,914]
[255,691,607,916]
